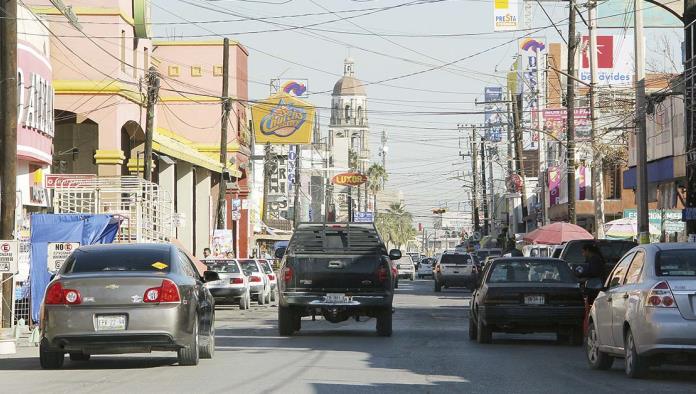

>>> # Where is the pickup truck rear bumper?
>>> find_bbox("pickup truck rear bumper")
[280,292,392,308]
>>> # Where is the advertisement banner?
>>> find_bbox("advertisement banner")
[484,86,504,142]
[252,93,315,145]
[580,35,633,87]
[493,0,519,31]
[542,108,591,141]
[518,38,547,149]
[548,166,561,206]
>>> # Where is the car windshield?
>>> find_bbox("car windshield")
[205,262,240,273]
[656,250,696,276]
[258,261,273,274]
[238,260,259,272]
[488,260,575,283]
[62,248,171,273]
[440,254,472,265]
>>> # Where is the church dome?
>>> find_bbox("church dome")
[332,75,366,96]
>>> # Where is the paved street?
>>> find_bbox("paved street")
[2,280,695,393]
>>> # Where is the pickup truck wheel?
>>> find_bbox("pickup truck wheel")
[434,281,442,292]
[476,317,492,344]
[376,308,392,337]
[39,339,64,369]
[278,306,295,336]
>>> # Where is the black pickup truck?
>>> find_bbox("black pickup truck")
[275,223,401,337]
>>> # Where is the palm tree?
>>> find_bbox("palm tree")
[366,163,388,213]
[375,202,416,249]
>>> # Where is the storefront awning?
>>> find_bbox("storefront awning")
[154,128,241,176]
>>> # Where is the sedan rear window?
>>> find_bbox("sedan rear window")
[440,254,472,265]
[239,260,259,273]
[488,260,575,283]
[62,249,171,273]
[205,262,241,274]
[656,250,696,276]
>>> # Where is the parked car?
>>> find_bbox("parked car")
[585,243,696,378]
[557,239,637,278]
[203,259,250,310]
[276,222,398,336]
[434,251,478,292]
[469,257,585,345]
[395,255,416,281]
[417,257,435,279]
[39,243,219,369]
[257,259,277,302]
[238,259,271,305]
[523,244,554,257]
[407,252,422,264]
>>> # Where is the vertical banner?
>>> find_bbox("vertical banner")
[484,86,504,142]
[518,38,547,149]
[548,166,561,206]
[494,0,519,31]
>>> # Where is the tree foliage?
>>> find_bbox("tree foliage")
[375,202,417,249]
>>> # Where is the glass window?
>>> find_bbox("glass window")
[63,248,171,273]
[656,250,696,276]
[258,260,273,274]
[624,251,645,284]
[206,261,241,274]
[440,254,472,265]
[487,260,575,283]
[607,252,633,288]
[178,251,199,279]
[239,259,259,273]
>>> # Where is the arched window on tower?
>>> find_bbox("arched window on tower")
[357,106,363,125]
[345,105,351,123]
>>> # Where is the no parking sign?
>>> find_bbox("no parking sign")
[47,242,80,272]
[0,241,18,274]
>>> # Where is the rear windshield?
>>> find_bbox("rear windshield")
[205,262,240,274]
[488,260,575,283]
[62,248,171,273]
[258,261,273,274]
[656,250,696,276]
[238,260,259,273]
[396,256,413,265]
[441,254,472,265]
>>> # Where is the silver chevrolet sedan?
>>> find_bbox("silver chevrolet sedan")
[585,243,696,378]
[39,243,219,369]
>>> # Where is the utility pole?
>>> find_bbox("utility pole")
[480,135,489,235]
[488,146,496,235]
[216,38,231,230]
[537,49,549,226]
[262,143,271,223]
[292,145,302,228]
[634,0,649,244]
[472,128,480,232]
[566,0,578,224]
[588,1,605,238]
[0,0,17,329]
[512,94,528,232]
[143,66,160,181]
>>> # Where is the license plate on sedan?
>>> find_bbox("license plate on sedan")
[324,293,353,304]
[96,315,127,331]
[524,295,545,305]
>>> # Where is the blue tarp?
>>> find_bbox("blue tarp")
[30,214,119,322]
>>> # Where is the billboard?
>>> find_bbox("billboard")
[484,86,504,142]
[493,0,519,31]
[543,108,591,141]
[252,93,315,144]
[518,38,547,149]
[579,35,633,87]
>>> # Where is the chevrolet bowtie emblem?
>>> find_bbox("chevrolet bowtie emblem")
[105,284,119,290]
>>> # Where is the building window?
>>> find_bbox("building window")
[213,65,223,76]
[168,65,180,77]
[191,65,203,77]
[132,41,138,78]
[345,105,350,121]
[143,47,149,70]
[120,30,126,73]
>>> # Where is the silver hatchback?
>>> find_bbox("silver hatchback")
[585,243,696,378]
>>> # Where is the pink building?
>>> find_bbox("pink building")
[25,0,252,257]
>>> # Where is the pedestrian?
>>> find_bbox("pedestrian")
[226,251,235,259]
[203,248,211,258]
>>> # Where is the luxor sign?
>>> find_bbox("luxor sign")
[332,172,367,187]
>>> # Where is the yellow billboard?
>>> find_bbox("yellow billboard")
[252,93,315,144]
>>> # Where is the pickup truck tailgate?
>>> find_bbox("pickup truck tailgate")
[288,255,387,292]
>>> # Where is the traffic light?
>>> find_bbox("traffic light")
[432,208,446,215]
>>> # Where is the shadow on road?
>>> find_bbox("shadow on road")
[0,355,177,371]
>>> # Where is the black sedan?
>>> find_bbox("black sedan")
[469,258,585,345]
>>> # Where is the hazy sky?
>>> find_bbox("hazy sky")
[151,0,682,226]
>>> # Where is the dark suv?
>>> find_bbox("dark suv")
[276,223,400,337]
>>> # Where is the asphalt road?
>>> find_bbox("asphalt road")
[1,279,695,393]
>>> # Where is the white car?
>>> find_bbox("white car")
[395,256,416,281]
[417,257,435,278]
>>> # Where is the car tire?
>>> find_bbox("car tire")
[434,281,442,292]
[625,329,648,378]
[376,308,393,337]
[476,316,492,344]
[39,339,64,369]
[69,352,90,362]
[278,305,295,336]
[199,317,215,360]
[265,290,271,304]
[410,274,414,281]
[177,318,200,366]
[239,292,248,310]
[271,289,276,302]
[258,292,265,305]
[585,321,613,370]
[468,315,477,341]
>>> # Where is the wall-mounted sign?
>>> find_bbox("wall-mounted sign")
[493,0,519,31]
[579,35,633,87]
[45,174,96,189]
[252,93,315,145]
[47,242,79,272]
[0,241,19,274]
[332,172,367,187]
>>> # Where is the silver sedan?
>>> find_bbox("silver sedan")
[585,243,696,378]
[39,243,219,369]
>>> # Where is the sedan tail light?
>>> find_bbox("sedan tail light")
[267,274,275,281]
[230,277,244,285]
[377,267,388,283]
[144,279,181,303]
[44,282,82,305]
[249,276,262,283]
[646,281,676,308]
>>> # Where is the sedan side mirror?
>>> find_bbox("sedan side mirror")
[275,247,286,259]
[203,270,220,282]
[388,249,402,260]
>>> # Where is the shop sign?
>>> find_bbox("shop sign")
[47,242,80,272]
[354,212,374,223]
[542,108,591,141]
[579,35,633,87]
[45,174,96,189]
[332,172,367,187]
[493,0,518,31]
[0,241,19,274]
[252,93,316,145]
[483,86,504,142]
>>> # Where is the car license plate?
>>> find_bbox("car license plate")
[96,315,127,331]
[453,271,459,274]
[524,295,545,305]
[324,293,352,304]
